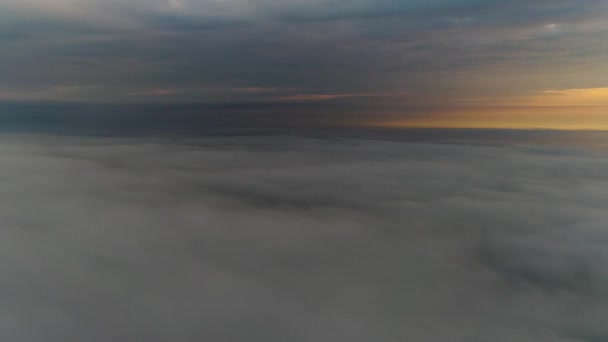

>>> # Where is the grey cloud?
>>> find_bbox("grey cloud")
[0,0,606,105]
[0,133,608,341]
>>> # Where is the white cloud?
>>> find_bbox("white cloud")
[0,134,607,341]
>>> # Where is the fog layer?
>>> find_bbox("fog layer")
[1,134,607,341]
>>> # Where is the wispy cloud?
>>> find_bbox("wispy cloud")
[275,92,402,101]
[529,88,608,106]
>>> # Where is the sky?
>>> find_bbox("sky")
[1,0,607,129]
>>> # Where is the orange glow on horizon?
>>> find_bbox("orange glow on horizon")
[525,88,608,107]
[369,105,608,130]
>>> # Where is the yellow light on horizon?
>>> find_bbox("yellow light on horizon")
[525,88,608,106]
[371,105,608,130]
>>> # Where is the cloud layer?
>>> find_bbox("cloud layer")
[1,133,607,341]
[0,0,607,109]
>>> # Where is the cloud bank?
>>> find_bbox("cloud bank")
[0,134,607,341]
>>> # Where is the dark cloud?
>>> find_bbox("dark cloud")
[0,133,608,341]
[0,0,606,111]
